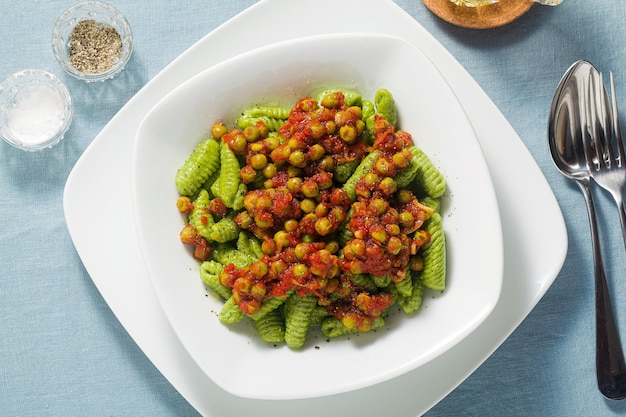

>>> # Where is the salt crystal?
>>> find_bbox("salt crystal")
[6,85,66,145]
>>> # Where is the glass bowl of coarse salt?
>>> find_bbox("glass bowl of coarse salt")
[52,1,133,82]
[0,70,73,151]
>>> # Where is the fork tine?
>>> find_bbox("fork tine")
[610,72,625,168]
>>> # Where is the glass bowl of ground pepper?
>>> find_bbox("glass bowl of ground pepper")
[52,1,133,82]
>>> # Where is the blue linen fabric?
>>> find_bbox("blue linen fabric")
[2,0,626,416]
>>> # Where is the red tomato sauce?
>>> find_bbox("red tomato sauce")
[181,92,433,332]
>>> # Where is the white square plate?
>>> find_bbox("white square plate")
[63,0,567,414]
[132,33,502,400]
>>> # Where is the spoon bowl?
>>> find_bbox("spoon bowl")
[549,61,591,181]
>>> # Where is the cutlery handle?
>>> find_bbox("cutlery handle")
[578,180,626,400]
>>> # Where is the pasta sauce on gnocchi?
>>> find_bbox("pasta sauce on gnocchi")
[175,89,447,349]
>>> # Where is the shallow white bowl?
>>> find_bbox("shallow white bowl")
[132,33,503,400]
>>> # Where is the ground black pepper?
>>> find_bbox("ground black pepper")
[68,19,122,74]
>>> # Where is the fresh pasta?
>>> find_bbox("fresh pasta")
[175,89,447,349]
[175,138,220,196]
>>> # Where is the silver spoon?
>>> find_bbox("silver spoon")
[548,59,626,400]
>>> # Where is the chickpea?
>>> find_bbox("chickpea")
[243,299,261,315]
[298,97,317,112]
[358,317,373,332]
[287,138,305,150]
[355,187,371,199]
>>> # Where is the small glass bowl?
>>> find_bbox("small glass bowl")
[52,1,133,82]
[0,70,73,151]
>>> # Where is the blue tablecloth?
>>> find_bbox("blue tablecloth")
[2,0,626,415]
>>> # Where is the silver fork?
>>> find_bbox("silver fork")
[584,70,626,249]
[581,67,626,400]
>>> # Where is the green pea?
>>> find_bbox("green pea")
[301,198,316,213]
[315,217,332,236]
[211,123,227,140]
[287,177,303,192]
[262,163,277,179]
[293,263,308,277]
[284,219,299,233]
[250,153,268,170]
[339,125,357,143]
[289,150,306,167]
